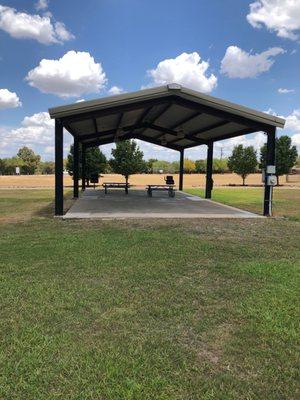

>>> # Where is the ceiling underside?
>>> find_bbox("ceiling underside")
[50,86,284,151]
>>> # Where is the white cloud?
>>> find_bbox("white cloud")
[247,0,300,40]
[220,46,284,78]
[0,111,72,160]
[0,4,74,44]
[147,52,217,93]
[108,86,124,95]
[35,0,48,11]
[278,88,294,94]
[26,51,107,98]
[0,88,21,109]
[54,22,74,42]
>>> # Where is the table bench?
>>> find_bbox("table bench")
[146,185,175,197]
[102,182,130,194]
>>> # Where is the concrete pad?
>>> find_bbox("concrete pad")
[63,188,260,219]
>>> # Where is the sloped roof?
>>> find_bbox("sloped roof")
[49,84,285,151]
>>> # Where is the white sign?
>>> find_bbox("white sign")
[16,167,20,175]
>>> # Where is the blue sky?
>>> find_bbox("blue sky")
[0,0,300,161]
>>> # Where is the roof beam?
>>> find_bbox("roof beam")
[85,133,181,151]
[168,120,230,145]
[212,127,257,142]
[135,106,154,126]
[138,102,173,136]
[169,110,201,130]
[93,118,98,134]
[61,97,174,125]
[182,127,257,149]
[174,96,269,132]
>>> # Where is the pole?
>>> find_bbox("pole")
[73,137,79,198]
[55,119,63,215]
[263,128,276,216]
[179,149,184,190]
[82,144,86,191]
[205,142,213,199]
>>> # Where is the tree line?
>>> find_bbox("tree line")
[0,136,298,186]
[0,146,55,175]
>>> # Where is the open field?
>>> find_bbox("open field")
[0,189,299,399]
[0,172,299,188]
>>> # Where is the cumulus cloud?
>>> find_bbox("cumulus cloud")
[35,0,48,11]
[0,111,72,160]
[0,88,21,109]
[220,46,284,78]
[0,4,74,44]
[147,52,217,93]
[26,51,107,98]
[108,86,124,95]
[247,0,300,40]
[278,88,294,94]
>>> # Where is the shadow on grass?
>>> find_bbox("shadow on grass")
[33,192,75,219]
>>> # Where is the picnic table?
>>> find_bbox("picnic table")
[102,182,130,194]
[146,184,175,197]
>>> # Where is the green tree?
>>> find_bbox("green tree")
[195,159,206,173]
[40,161,55,174]
[66,145,107,185]
[260,136,298,184]
[213,158,229,173]
[184,158,195,173]
[109,140,145,184]
[152,160,174,173]
[228,145,257,185]
[17,147,40,174]
[146,158,158,173]
[171,160,179,173]
[0,157,23,175]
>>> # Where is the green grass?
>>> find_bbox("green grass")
[0,189,299,399]
[185,187,300,220]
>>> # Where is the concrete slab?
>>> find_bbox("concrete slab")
[63,189,260,219]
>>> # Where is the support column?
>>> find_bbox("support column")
[263,128,276,216]
[73,137,79,198]
[179,149,184,190]
[55,119,63,216]
[205,142,213,199]
[82,144,86,191]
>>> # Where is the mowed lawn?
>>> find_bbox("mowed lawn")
[185,187,300,220]
[0,189,299,399]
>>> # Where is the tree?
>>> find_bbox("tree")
[260,135,298,184]
[0,157,23,175]
[228,145,257,185]
[109,140,145,184]
[195,159,206,173]
[146,158,158,173]
[213,158,228,173]
[184,158,195,173]
[17,146,40,174]
[152,160,174,173]
[40,161,55,174]
[66,145,107,185]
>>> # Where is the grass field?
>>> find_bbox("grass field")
[0,189,299,399]
[185,187,300,220]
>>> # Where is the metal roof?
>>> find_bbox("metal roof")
[49,84,285,151]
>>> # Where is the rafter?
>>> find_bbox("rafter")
[169,110,201,130]
[167,120,230,145]
[138,102,173,136]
